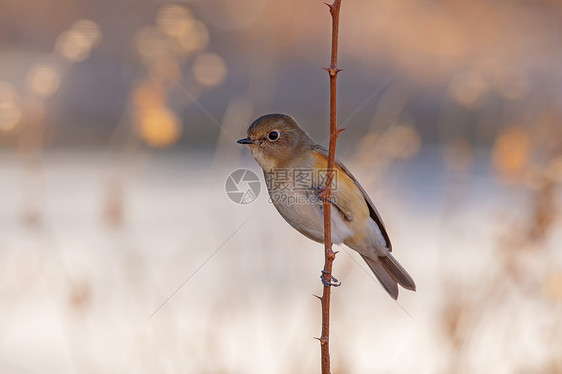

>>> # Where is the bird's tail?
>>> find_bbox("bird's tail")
[361,253,416,300]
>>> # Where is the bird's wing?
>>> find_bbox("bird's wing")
[311,145,392,251]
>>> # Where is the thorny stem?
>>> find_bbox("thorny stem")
[320,1,342,374]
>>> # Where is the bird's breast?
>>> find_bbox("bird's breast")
[264,162,354,244]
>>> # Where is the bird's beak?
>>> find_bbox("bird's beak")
[237,137,255,144]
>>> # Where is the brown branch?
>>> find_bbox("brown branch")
[319,1,342,374]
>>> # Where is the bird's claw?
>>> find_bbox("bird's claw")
[314,186,335,204]
[320,270,341,287]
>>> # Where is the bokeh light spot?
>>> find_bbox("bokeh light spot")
[177,20,209,54]
[382,124,421,160]
[492,126,530,181]
[192,53,227,87]
[449,70,488,108]
[26,64,60,97]
[138,106,182,148]
[56,30,91,62]
[72,19,102,46]
[133,81,166,110]
[56,20,101,62]
[0,82,22,131]
[157,5,193,38]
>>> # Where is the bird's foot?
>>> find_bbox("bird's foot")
[314,186,335,205]
[320,270,341,287]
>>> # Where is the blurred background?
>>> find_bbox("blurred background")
[1,0,561,373]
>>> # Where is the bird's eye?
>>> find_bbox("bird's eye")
[268,131,279,141]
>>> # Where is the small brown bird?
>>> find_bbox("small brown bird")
[237,114,415,299]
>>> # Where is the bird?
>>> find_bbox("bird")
[237,113,415,299]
